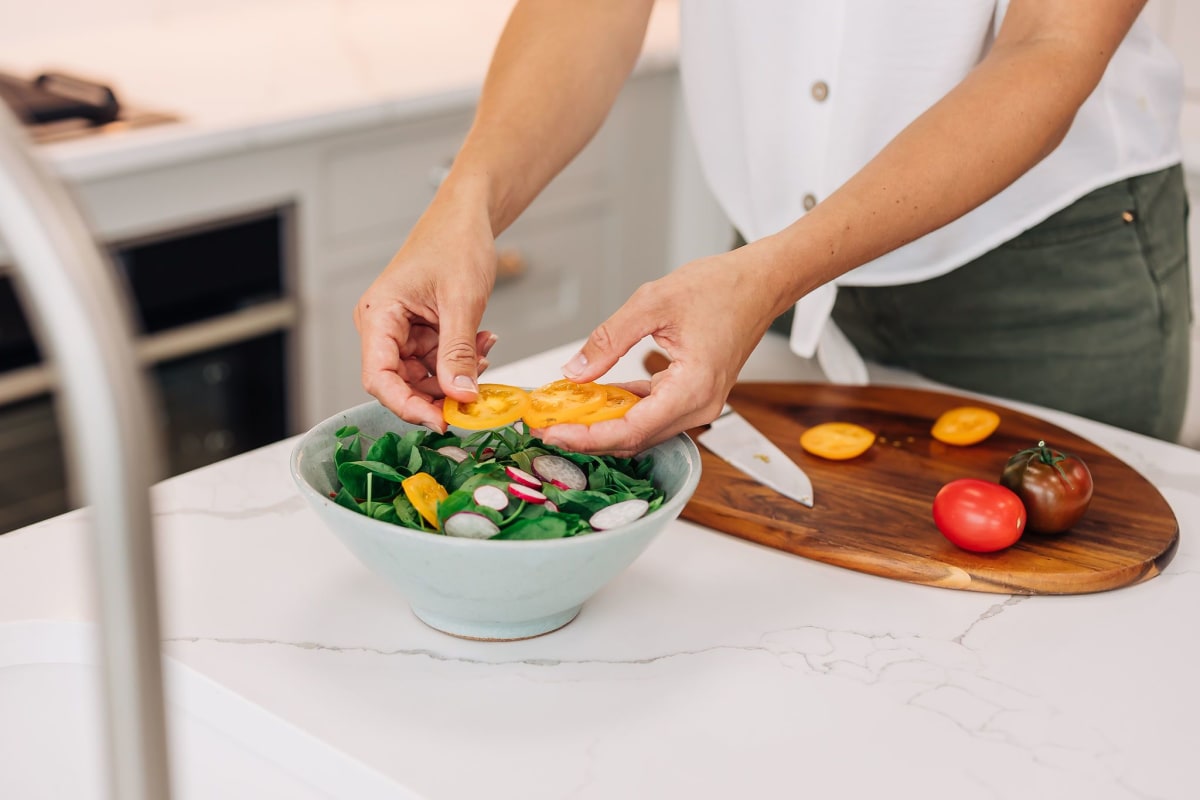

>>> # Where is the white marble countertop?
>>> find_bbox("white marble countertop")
[1,334,1197,799]
[0,0,681,182]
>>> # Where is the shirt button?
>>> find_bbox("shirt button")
[802,193,818,211]
[811,81,829,102]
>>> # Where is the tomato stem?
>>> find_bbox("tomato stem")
[1015,440,1074,486]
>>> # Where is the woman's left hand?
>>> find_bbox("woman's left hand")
[535,243,793,456]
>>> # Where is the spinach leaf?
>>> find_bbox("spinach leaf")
[542,485,614,517]
[333,486,360,512]
[394,429,427,470]
[369,502,401,525]
[337,460,406,500]
[436,489,504,528]
[365,431,401,466]
[491,513,586,540]
[392,493,426,529]
[418,447,458,491]
[334,428,363,467]
[326,420,664,538]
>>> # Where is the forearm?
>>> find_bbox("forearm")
[440,0,655,234]
[757,0,1146,315]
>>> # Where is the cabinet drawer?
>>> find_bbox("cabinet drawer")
[302,202,613,423]
[320,112,609,249]
[321,112,474,245]
[483,204,612,366]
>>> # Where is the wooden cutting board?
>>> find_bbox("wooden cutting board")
[680,382,1179,595]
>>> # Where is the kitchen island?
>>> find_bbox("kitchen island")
[0,334,1197,799]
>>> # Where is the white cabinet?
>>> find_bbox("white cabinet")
[304,69,676,420]
[2,68,678,432]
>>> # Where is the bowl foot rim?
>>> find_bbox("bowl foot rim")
[409,604,583,642]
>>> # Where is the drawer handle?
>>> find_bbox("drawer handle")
[0,299,297,405]
[495,249,528,285]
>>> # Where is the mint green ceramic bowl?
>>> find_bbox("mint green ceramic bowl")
[290,401,701,640]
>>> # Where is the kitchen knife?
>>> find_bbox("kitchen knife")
[641,350,814,507]
[697,404,815,507]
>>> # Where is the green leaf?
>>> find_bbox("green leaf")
[588,462,615,492]
[334,436,362,467]
[365,431,401,466]
[361,500,392,518]
[392,494,425,529]
[335,425,359,438]
[394,429,427,470]
[405,445,423,475]
[370,503,401,525]
[492,514,583,540]
[423,431,464,449]
[419,447,458,491]
[325,417,665,538]
[333,486,361,513]
[543,485,613,516]
[510,450,534,476]
[437,489,505,528]
[337,460,406,500]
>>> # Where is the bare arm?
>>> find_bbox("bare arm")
[549,0,1150,455]
[356,0,654,429]
[446,0,656,234]
[759,0,1150,310]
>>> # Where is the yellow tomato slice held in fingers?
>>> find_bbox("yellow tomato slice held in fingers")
[799,422,877,461]
[401,472,448,529]
[931,406,1001,446]
[522,379,606,428]
[575,384,641,425]
[442,383,530,430]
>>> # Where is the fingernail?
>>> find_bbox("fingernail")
[483,333,499,354]
[453,375,477,392]
[562,351,587,378]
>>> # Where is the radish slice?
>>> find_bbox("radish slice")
[505,465,541,488]
[479,447,496,460]
[589,499,650,531]
[544,500,559,514]
[508,483,547,504]
[550,479,569,491]
[531,455,586,491]
[472,484,509,511]
[443,512,500,539]
[437,445,470,463]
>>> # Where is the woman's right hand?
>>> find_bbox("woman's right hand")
[354,189,499,432]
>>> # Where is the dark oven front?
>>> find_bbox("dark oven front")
[0,207,296,532]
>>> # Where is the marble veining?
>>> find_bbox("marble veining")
[0,335,1197,799]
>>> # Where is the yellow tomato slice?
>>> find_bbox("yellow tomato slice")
[443,383,530,430]
[401,473,448,529]
[575,384,641,425]
[522,379,607,428]
[931,406,1001,446]
[799,422,877,461]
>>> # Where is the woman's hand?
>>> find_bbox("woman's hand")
[354,191,499,432]
[535,242,794,456]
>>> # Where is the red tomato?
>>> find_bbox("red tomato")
[932,478,1026,553]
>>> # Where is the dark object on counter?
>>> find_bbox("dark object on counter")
[0,70,120,126]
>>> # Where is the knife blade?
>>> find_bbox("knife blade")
[640,350,814,508]
[697,404,815,508]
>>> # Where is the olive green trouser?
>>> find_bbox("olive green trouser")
[767,164,1193,442]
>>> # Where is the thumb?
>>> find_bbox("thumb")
[436,300,486,402]
[562,292,656,382]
